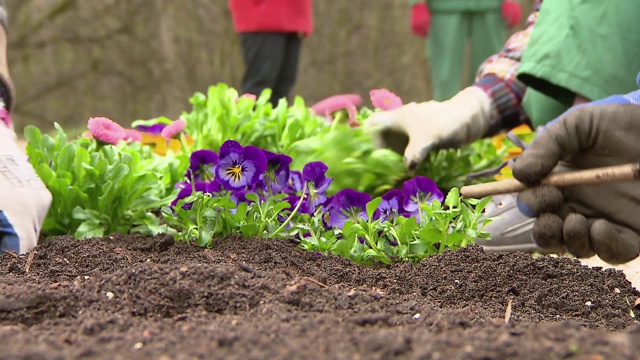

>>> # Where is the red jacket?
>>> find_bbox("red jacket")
[228,0,313,35]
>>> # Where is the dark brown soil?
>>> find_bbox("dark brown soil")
[1,234,640,360]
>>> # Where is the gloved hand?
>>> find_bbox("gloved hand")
[512,89,640,264]
[0,121,52,254]
[410,2,431,38]
[364,86,492,169]
[501,0,522,29]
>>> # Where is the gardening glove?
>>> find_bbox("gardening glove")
[501,0,522,29]
[364,86,492,170]
[512,88,640,264]
[0,111,51,254]
[410,2,431,38]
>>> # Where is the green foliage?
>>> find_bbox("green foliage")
[24,124,184,238]
[299,189,492,264]
[417,138,508,192]
[164,186,492,264]
[182,84,405,195]
[162,191,293,247]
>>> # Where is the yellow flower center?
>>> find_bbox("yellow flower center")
[226,165,244,181]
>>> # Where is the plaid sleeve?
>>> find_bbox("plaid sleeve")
[475,0,542,135]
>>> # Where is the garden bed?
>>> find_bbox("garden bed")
[1,234,639,359]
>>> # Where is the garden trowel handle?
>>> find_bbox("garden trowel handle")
[459,163,640,199]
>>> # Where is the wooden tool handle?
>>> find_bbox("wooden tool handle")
[460,163,640,199]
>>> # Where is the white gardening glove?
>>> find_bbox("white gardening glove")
[0,122,52,254]
[364,86,492,169]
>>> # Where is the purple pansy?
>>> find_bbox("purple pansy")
[328,189,371,229]
[286,170,303,195]
[378,189,404,221]
[258,150,293,194]
[170,181,209,210]
[187,149,219,182]
[302,161,333,213]
[402,176,444,215]
[135,123,167,134]
[214,140,267,191]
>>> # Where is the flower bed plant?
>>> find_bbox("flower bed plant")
[24,84,518,263]
[163,140,491,264]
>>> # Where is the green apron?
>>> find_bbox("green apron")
[518,0,640,128]
[410,0,507,101]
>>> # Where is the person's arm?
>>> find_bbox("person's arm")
[474,0,541,136]
[0,2,52,254]
[365,1,543,169]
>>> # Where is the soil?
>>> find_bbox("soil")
[1,235,640,360]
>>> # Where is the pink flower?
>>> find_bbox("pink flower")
[122,128,142,142]
[240,93,257,101]
[87,117,125,145]
[310,94,362,127]
[161,119,186,140]
[370,89,403,110]
[0,108,12,128]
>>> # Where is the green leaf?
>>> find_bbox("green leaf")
[445,187,460,208]
[366,197,382,222]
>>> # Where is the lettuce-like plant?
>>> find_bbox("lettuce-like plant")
[24,124,184,238]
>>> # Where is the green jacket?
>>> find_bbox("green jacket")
[409,0,506,12]
[518,0,640,127]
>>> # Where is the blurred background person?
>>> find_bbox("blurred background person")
[228,0,313,107]
[409,0,522,101]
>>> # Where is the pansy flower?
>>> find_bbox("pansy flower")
[135,123,167,134]
[187,149,219,183]
[369,88,403,111]
[302,161,333,213]
[402,176,443,216]
[257,150,292,194]
[378,189,404,221]
[328,189,371,229]
[286,170,303,195]
[214,140,267,191]
[170,181,209,210]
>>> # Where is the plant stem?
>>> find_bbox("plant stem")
[269,183,307,238]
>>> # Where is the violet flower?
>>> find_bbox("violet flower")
[135,123,167,134]
[286,170,303,195]
[188,149,219,182]
[258,150,293,194]
[170,181,209,210]
[214,140,267,191]
[302,161,333,213]
[328,189,371,229]
[402,176,444,216]
[378,189,404,221]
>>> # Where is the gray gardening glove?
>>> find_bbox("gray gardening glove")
[364,86,492,169]
[512,92,640,264]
